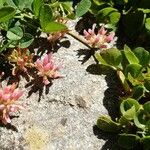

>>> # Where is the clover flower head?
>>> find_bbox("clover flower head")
[8,48,34,75]
[83,24,117,50]
[35,53,61,85]
[0,83,24,124]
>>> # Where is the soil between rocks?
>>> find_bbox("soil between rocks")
[0,29,119,150]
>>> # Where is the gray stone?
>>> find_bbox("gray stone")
[0,30,117,150]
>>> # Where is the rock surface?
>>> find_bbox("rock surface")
[0,32,118,150]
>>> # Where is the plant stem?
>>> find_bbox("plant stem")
[67,31,92,49]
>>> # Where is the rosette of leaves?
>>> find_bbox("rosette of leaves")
[0,0,76,52]
[97,98,150,149]
[89,0,150,45]
[95,45,150,100]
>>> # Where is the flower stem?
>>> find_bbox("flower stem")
[67,31,92,49]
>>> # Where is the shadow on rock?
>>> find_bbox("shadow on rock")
[30,37,70,55]
[25,76,52,102]
[0,121,18,132]
[76,49,95,64]
[87,64,123,149]
[75,13,96,35]
[87,64,121,120]
[93,125,119,150]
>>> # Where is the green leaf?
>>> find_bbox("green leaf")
[120,98,140,115]
[146,121,150,134]
[118,134,140,149]
[8,40,18,48]
[61,2,75,19]
[40,4,53,29]
[95,52,111,67]
[125,64,142,78]
[117,71,131,93]
[124,45,139,64]
[7,26,23,41]
[100,48,122,67]
[134,109,146,129]
[132,85,146,100]
[145,18,150,32]
[12,0,34,10]
[33,0,44,18]
[97,116,121,133]
[143,101,150,114]
[133,47,150,67]
[142,136,150,150]
[19,33,34,48]
[76,0,91,17]
[43,21,68,33]
[97,7,121,25]
[128,73,144,86]
[0,6,16,23]
[122,10,145,38]
[92,0,108,6]
[0,0,4,7]
[120,98,141,122]
[144,79,150,91]
[4,0,17,8]
[0,40,13,53]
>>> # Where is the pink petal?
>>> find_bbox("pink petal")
[43,54,49,66]
[2,94,11,101]
[92,24,96,32]
[0,105,5,110]
[43,77,50,85]
[0,90,3,98]
[99,26,107,35]
[94,36,100,43]
[35,59,43,70]
[3,84,16,94]
[4,86,11,94]
[83,30,89,37]
[100,45,107,49]
[9,104,24,112]
[3,113,11,124]
[44,63,52,71]
[12,89,23,100]
[105,32,115,42]
[51,72,61,78]
[88,29,93,35]
[10,83,17,92]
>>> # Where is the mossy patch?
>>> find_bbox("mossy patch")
[24,125,50,150]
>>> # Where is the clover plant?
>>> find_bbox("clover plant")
[95,45,150,149]
[89,0,150,46]
[0,0,75,52]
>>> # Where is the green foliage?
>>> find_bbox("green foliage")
[0,0,76,52]
[97,116,121,133]
[0,6,16,23]
[6,26,23,41]
[89,0,150,46]
[96,45,150,149]
[97,98,150,149]
[118,134,140,149]
[95,45,150,96]
[75,0,91,17]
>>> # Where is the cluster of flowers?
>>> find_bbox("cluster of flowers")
[0,23,117,125]
[8,48,61,85]
[35,53,61,85]
[8,48,34,75]
[0,83,24,124]
[83,24,117,50]
[0,49,61,124]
